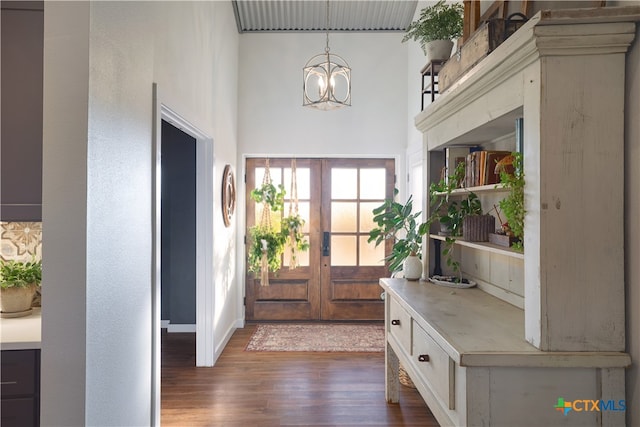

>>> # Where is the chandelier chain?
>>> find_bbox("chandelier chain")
[325,0,330,53]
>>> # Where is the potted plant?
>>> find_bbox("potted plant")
[248,182,287,275]
[368,189,429,280]
[281,213,310,269]
[427,161,466,235]
[0,259,42,317]
[427,163,483,285]
[402,0,464,62]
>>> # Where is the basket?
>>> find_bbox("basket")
[399,364,416,388]
[463,214,495,242]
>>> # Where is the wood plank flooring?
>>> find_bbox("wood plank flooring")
[161,324,439,426]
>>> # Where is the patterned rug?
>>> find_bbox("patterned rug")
[245,323,385,352]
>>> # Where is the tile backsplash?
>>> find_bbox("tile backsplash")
[1,221,42,262]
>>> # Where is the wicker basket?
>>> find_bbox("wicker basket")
[463,214,495,242]
[399,364,416,388]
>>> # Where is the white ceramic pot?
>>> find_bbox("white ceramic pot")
[424,40,454,62]
[403,255,423,281]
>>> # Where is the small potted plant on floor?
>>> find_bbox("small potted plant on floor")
[0,259,42,317]
[368,189,429,280]
[402,0,464,62]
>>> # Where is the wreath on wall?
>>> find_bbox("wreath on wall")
[222,164,236,227]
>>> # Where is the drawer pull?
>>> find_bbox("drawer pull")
[418,354,430,362]
[391,319,400,326]
[0,381,18,385]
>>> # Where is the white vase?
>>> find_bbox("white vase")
[424,39,454,62]
[403,255,422,281]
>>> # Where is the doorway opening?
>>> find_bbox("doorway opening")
[245,157,395,321]
[161,120,196,332]
[152,84,216,425]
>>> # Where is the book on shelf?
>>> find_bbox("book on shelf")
[463,150,512,187]
[445,147,472,186]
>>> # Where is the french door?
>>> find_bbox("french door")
[245,158,395,321]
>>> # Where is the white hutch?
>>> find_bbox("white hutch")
[381,6,639,426]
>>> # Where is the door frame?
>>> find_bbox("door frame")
[152,84,215,423]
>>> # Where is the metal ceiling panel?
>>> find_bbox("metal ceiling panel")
[232,1,418,33]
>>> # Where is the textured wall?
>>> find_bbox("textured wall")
[41,2,239,425]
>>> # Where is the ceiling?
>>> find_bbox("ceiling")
[232,0,419,33]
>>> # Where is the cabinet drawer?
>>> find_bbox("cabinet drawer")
[1,397,35,427]
[1,350,37,397]
[389,297,412,354]
[412,322,455,410]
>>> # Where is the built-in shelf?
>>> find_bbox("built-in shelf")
[432,183,507,196]
[429,233,524,259]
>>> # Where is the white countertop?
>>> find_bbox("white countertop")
[0,307,41,350]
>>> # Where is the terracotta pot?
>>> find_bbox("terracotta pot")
[1,284,37,314]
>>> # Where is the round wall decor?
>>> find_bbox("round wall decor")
[222,164,236,227]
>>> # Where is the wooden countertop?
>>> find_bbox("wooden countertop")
[0,307,41,350]
[380,278,630,368]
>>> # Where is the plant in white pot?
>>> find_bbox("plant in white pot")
[368,190,428,280]
[402,0,464,62]
[0,259,42,317]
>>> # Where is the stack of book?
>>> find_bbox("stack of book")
[445,148,512,188]
[465,150,512,187]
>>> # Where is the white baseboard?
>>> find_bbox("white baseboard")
[209,318,242,364]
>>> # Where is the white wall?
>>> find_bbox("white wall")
[41,2,239,425]
[238,32,409,158]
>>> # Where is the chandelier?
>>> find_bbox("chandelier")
[302,0,351,110]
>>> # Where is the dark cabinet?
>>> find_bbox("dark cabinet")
[1,2,44,221]
[1,349,40,427]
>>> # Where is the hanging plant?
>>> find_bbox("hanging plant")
[247,225,287,274]
[282,214,310,269]
[247,160,310,282]
[250,183,285,212]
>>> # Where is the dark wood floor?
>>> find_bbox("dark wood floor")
[161,324,439,426]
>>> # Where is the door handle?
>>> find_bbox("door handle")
[322,232,330,256]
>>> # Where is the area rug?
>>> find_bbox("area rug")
[245,323,385,352]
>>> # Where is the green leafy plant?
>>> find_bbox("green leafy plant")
[247,226,287,274]
[250,183,286,212]
[281,214,310,254]
[428,162,482,282]
[442,236,461,280]
[402,0,464,52]
[499,152,525,251]
[248,182,309,275]
[428,162,481,236]
[0,259,42,289]
[368,189,429,273]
